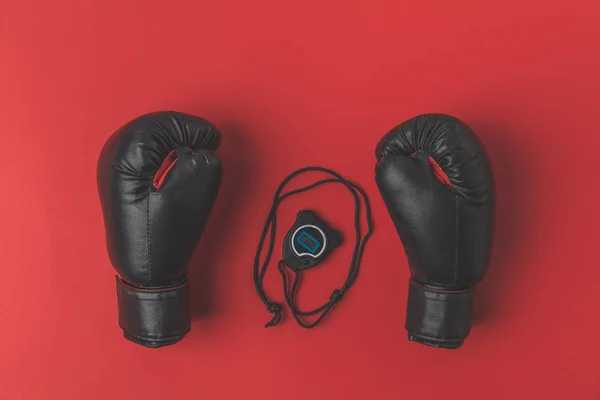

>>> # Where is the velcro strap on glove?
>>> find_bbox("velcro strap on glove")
[116,276,191,348]
[405,279,474,349]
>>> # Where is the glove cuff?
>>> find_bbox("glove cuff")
[405,279,474,349]
[116,276,191,348]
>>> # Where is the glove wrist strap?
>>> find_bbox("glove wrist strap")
[116,277,191,348]
[405,279,474,349]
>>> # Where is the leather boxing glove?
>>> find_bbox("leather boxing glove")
[375,114,494,349]
[97,111,222,348]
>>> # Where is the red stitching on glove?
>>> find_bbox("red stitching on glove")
[410,153,451,187]
[153,150,178,189]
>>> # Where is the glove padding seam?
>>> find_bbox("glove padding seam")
[147,193,152,284]
[116,278,188,299]
[453,195,459,286]
[409,279,472,294]
[117,278,188,293]
[122,330,189,341]
[120,292,186,300]
[408,331,464,342]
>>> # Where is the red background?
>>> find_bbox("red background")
[1,0,599,398]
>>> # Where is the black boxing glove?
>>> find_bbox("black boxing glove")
[375,114,494,349]
[97,111,222,348]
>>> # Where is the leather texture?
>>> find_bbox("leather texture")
[98,111,222,348]
[375,114,494,348]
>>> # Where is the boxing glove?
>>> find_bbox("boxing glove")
[375,114,494,349]
[97,111,222,348]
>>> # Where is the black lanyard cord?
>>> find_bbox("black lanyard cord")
[253,167,373,328]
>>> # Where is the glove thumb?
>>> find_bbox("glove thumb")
[375,152,452,205]
[375,152,455,260]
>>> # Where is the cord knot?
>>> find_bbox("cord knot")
[267,303,281,313]
[265,303,282,328]
[330,289,342,303]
